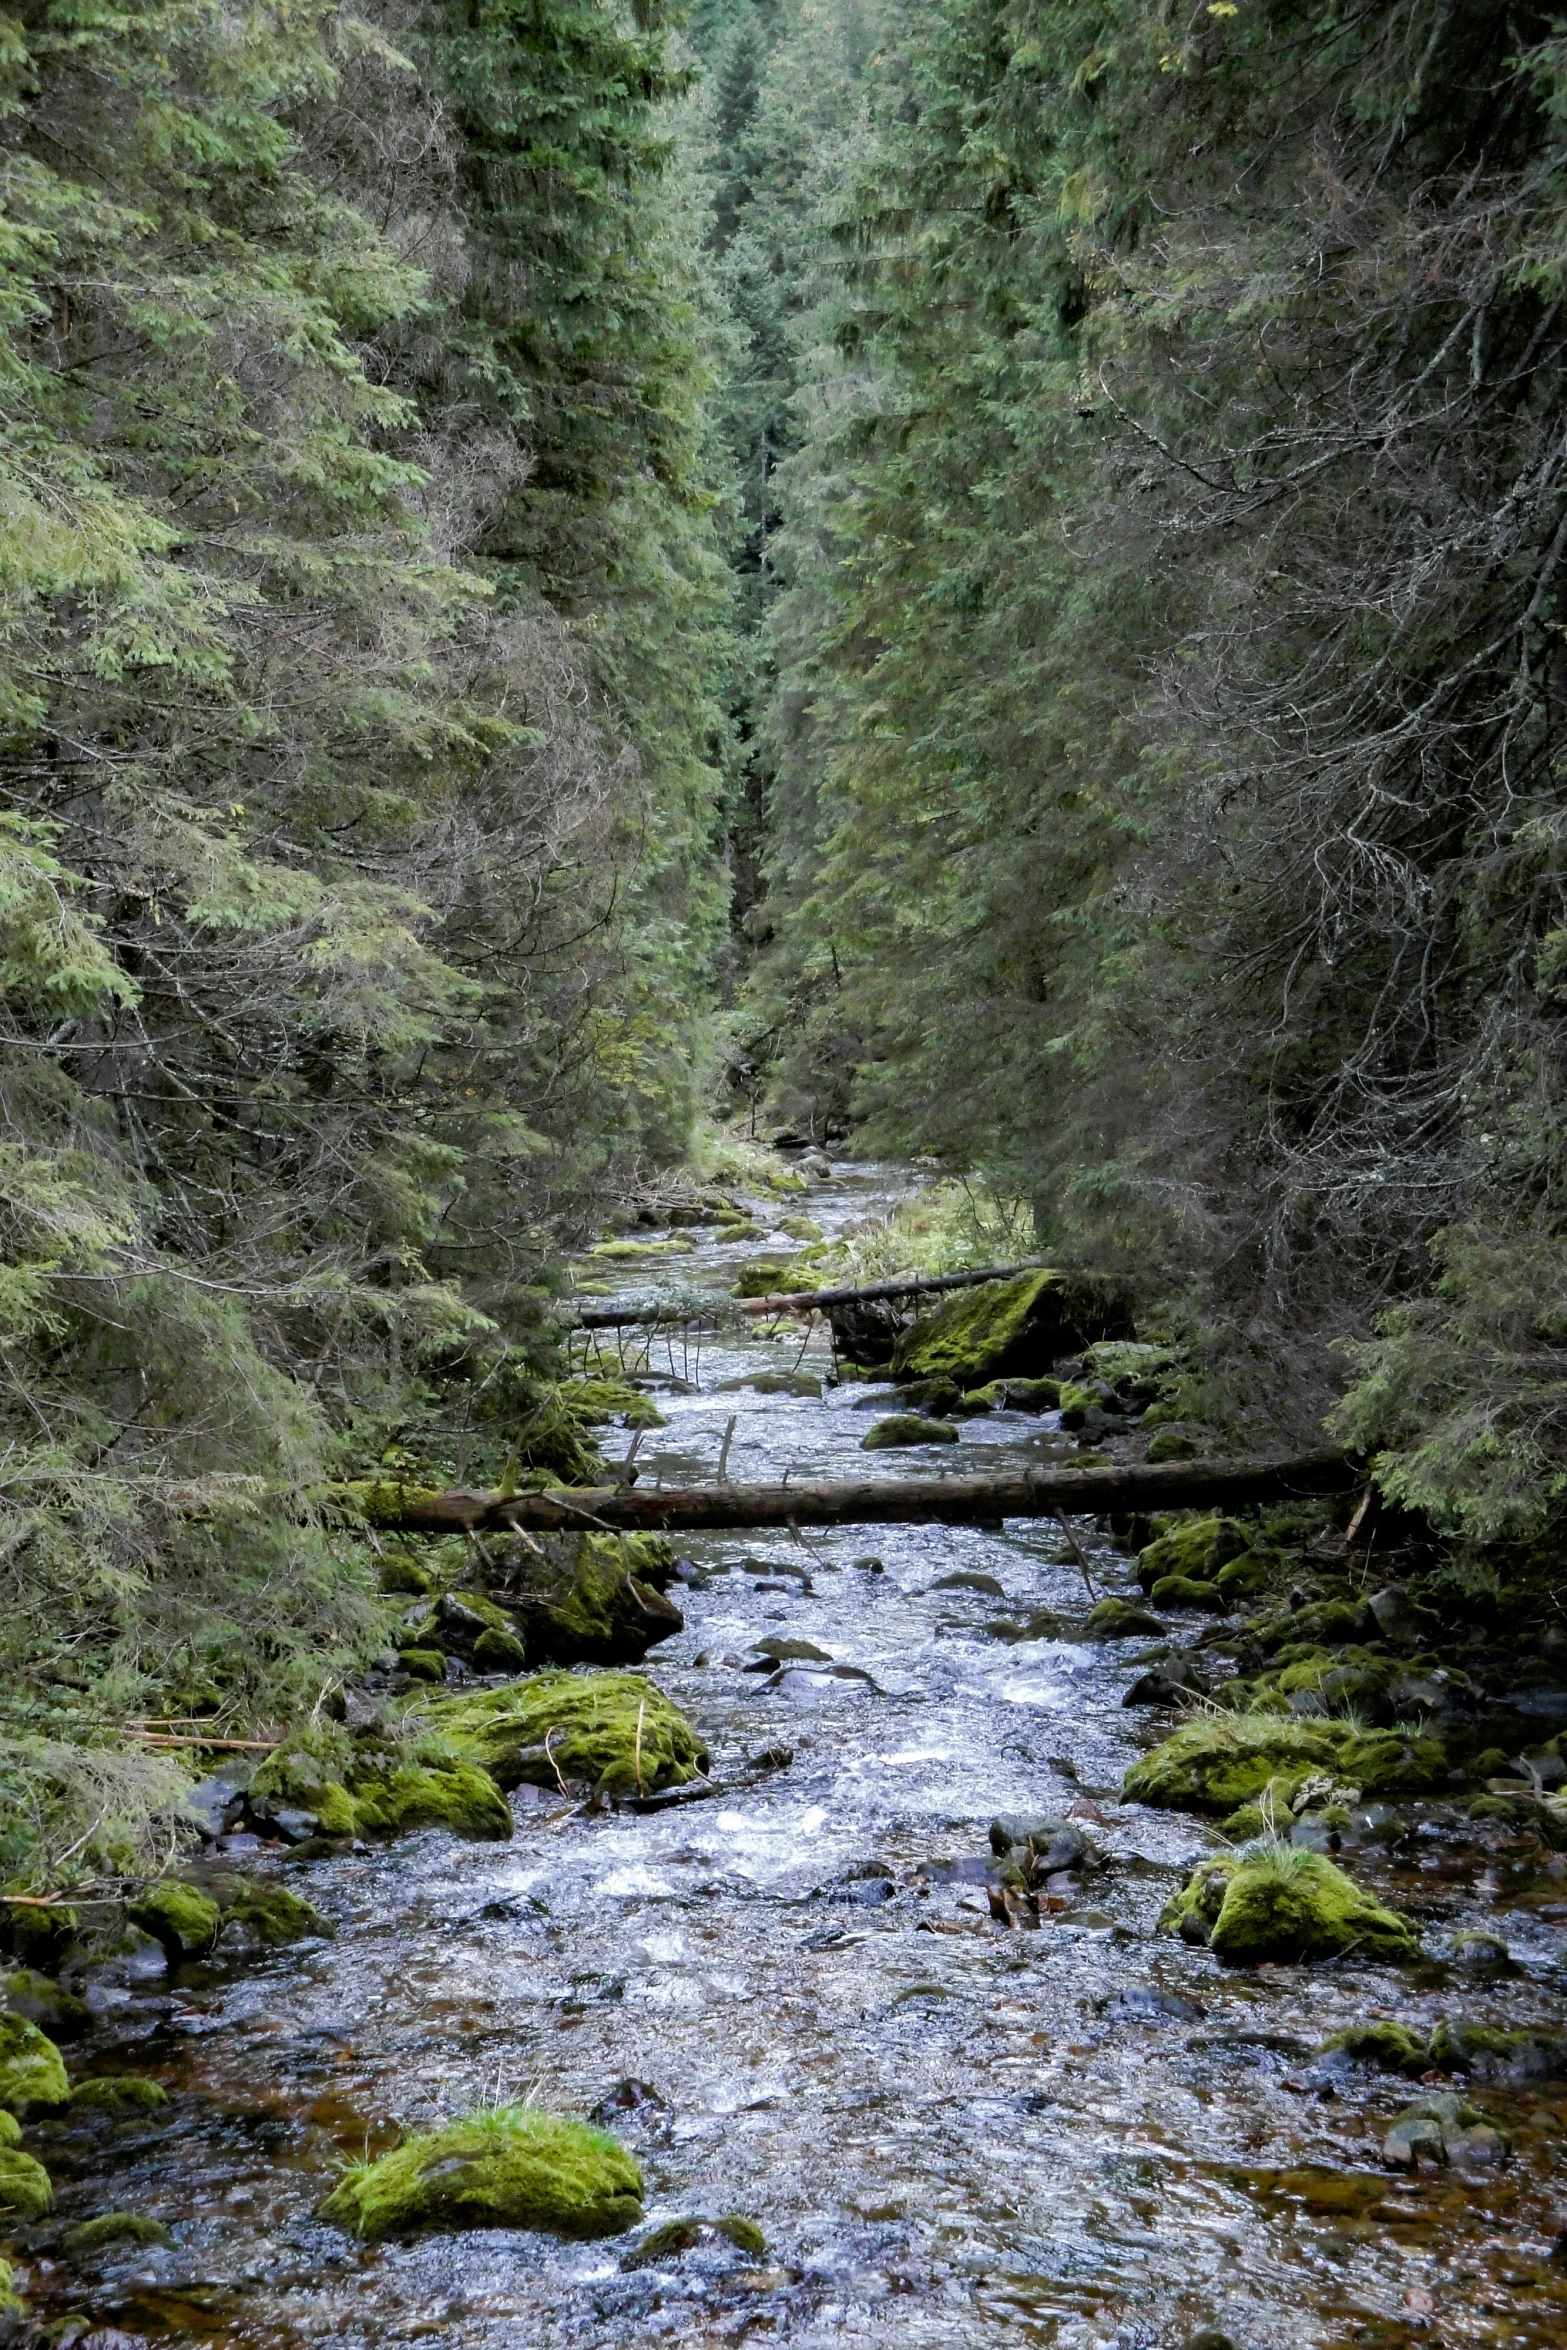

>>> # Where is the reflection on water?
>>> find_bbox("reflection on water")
[21,1165,1567,2346]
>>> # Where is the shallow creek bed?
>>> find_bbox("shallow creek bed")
[16,1164,1567,2349]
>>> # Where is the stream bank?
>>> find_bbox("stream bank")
[8,1162,1567,2350]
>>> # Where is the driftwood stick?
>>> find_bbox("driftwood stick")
[340,1450,1355,1536]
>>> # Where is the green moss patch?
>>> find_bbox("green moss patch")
[1163,1847,1418,1964]
[0,2013,69,2115]
[433,1671,708,1797]
[321,2106,642,2239]
[69,2075,169,2116]
[62,2211,172,2255]
[891,1269,1131,1387]
[2,1970,89,2042]
[1123,1712,1447,1814]
[0,2146,53,2220]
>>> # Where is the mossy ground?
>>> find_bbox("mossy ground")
[0,2012,68,2115]
[1164,1846,1419,1963]
[1123,1712,1448,1814]
[432,1671,708,1797]
[321,2106,642,2239]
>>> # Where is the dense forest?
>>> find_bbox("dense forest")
[3,0,1567,1864]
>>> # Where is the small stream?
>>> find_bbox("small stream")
[23,1165,1567,2349]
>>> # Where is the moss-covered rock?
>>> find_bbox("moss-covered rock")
[731,1259,814,1299]
[223,1880,328,1945]
[890,1269,1132,1387]
[1258,1598,1376,1651]
[1162,1847,1418,1964]
[1135,1516,1251,1591]
[0,2253,20,2324]
[399,1647,447,1682]
[62,2211,172,2255]
[1,1971,89,2042]
[321,2106,642,2239]
[1318,2021,1429,2074]
[0,2014,68,2115]
[68,2075,169,2117]
[1383,2090,1508,2171]
[128,1882,220,1959]
[624,2211,767,2266]
[1148,1574,1226,1613]
[1123,1712,1447,1814]
[0,2146,52,2220]
[433,1671,708,1797]
[1426,2017,1567,2078]
[1145,1428,1199,1462]
[560,1378,667,1431]
[965,1376,1061,1412]
[1081,1597,1167,1640]
[250,1730,512,1844]
[861,1415,959,1449]
[1213,1556,1270,1600]
[588,1236,694,1260]
[0,2112,18,2150]
[498,1534,684,1668]
[377,1550,438,1597]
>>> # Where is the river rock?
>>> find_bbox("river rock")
[989,1816,1101,1874]
[2,1971,89,2042]
[1383,2089,1508,2171]
[861,1415,959,1449]
[1124,1659,1210,1707]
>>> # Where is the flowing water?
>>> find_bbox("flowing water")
[22,1166,1567,2349]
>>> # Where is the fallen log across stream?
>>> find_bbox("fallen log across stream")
[564,1259,1046,1329]
[341,1448,1358,1536]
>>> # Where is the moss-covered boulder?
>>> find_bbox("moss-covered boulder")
[497,1534,684,1668]
[861,1415,959,1450]
[0,2112,18,2150]
[62,2211,172,2255]
[0,2146,53,2220]
[321,2106,642,2239]
[965,1376,1061,1412]
[1148,1575,1226,1613]
[1258,1598,1376,1651]
[2,1971,89,2042]
[1214,1556,1270,1600]
[1145,1428,1199,1462]
[1081,1597,1167,1640]
[1318,2022,1429,2075]
[434,1671,708,1797]
[732,1259,814,1299]
[1163,1848,1418,1964]
[1426,2017,1567,2078]
[223,1880,329,1945]
[128,1882,220,1959]
[249,1730,512,1844]
[890,1269,1132,1387]
[1123,1712,1447,1814]
[560,1378,667,1431]
[1135,1516,1252,1591]
[624,2211,767,2267]
[69,2075,169,2117]
[400,1648,447,1682]
[0,2254,20,2325]
[0,2014,68,2115]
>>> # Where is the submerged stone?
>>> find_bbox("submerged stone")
[861,1415,958,1449]
[0,2013,69,2115]
[62,2210,172,2255]
[1163,1848,1418,1964]
[68,2075,169,2116]
[320,2106,643,2239]
[890,1269,1132,1387]
[1383,2090,1508,2171]
[433,1670,709,1797]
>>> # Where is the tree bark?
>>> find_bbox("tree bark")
[344,1450,1356,1536]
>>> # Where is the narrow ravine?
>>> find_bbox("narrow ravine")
[22,1165,1567,2349]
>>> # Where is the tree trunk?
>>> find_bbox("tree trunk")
[565,1259,1048,1329]
[343,1450,1355,1536]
